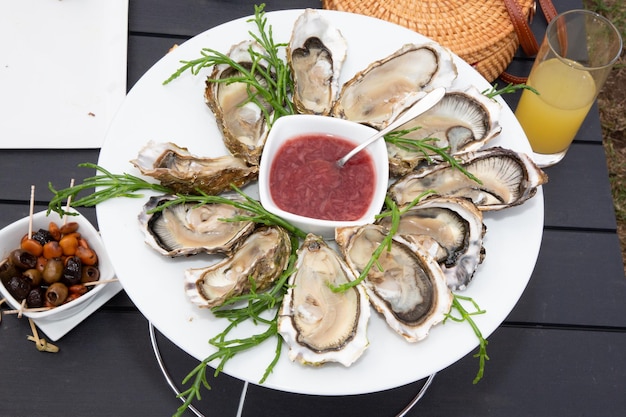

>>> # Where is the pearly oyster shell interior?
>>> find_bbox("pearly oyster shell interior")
[185,226,291,308]
[389,147,548,210]
[278,234,370,366]
[336,224,452,343]
[331,42,457,129]
[288,8,347,115]
[138,194,256,257]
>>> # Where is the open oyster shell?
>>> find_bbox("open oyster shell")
[336,224,452,343]
[138,194,255,257]
[130,141,258,195]
[278,234,370,367]
[184,226,291,308]
[331,42,457,129]
[205,40,274,166]
[389,147,548,210]
[288,9,347,115]
[387,86,503,177]
[377,196,486,290]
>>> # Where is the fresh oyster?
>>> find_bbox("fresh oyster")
[377,196,486,290]
[387,87,503,176]
[185,226,291,308]
[336,224,452,342]
[138,194,255,257]
[130,141,258,195]
[388,147,548,210]
[331,43,457,129]
[278,234,369,366]
[205,40,274,165]
[288,9,347,115]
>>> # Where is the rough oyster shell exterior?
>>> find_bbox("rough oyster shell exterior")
[130,141,258,195]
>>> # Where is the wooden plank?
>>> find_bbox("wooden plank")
[541,143,617,230]
[127,35,184,89]
[0,149,99,203]
[240,326,626,417]
[129,0,321,37]
[507,229,626,327]
[0,311,209,416]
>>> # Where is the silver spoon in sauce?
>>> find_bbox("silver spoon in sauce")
[336,87,446,167]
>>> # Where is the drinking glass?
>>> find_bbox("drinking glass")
[515,9,622,167]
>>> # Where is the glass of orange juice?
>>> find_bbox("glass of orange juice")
[515,10,622,167]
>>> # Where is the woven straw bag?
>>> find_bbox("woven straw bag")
[322,0,557,82]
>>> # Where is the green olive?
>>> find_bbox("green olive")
[42,258,64,284]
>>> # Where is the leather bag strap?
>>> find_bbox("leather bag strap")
[499,0,557,84]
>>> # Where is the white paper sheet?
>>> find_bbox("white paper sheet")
[0,0,128,148]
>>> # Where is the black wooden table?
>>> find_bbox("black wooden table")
[2,1,625,416]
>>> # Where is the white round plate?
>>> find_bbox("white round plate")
[97,9,543,396]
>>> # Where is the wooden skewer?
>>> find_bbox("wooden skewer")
[17,299,27,318]
[83,278,119,287]
[3,306,52,315]
[63,178,75,225]
[27,317,59,352]
[28,185,35,239]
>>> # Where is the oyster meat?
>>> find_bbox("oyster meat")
[387,87,502,176]
[389,147,548,210]
[288,9,347,115]
[336,224,452,342]
[377,196,486,290]
[138,195,255,257]
[278,234,370,366]
[331,43,457,129]
[205,40,274,166]
[130,141,258,195]
[185,226,291,308]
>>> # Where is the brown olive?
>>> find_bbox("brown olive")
[6,275,31,301]
[45,282,69,306]
[42,258,64,284]
[22,268,43,287]
[9,249,37,270]
[26,287,46,308]
[0,262,20,286]
[81,265,100,283]
[62,256,82,286]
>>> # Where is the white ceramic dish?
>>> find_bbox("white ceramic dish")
[0,210,115,321]
[96,9,544,395]
[258,114,389,239]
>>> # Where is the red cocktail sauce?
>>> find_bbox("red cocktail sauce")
[269,134,376,221]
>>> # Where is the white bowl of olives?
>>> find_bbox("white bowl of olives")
[0,209,115,321]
